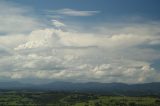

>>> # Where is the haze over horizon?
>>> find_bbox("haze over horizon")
[0,0,160,84]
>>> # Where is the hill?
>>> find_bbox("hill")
[0,81,160,96]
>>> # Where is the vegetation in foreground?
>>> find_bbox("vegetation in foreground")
[0,91,160,106]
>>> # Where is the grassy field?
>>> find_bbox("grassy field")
[0,91,160,106]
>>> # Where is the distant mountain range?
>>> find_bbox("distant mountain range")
[0,81,160,96]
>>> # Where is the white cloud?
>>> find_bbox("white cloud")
[14,27,158,50]
[0,61,159,83]
[0,1,160,83]
[51,8,100,16]
[0,1,43,34]
[52,20,66,28]
[10,23,160,83]
[14,29,60,50]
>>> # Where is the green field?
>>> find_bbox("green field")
[0,91,160,106]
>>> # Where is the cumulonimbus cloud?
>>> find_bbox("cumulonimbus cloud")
[0,1,160,84]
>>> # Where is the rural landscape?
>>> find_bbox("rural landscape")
[0,82,160,106]
[0,91,160,106]
[0,0,160,105]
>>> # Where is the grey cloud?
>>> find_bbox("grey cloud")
[0,46,12,57]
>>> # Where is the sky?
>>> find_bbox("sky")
[0,0,160,84]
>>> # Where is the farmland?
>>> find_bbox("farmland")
[0,91,160,106]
